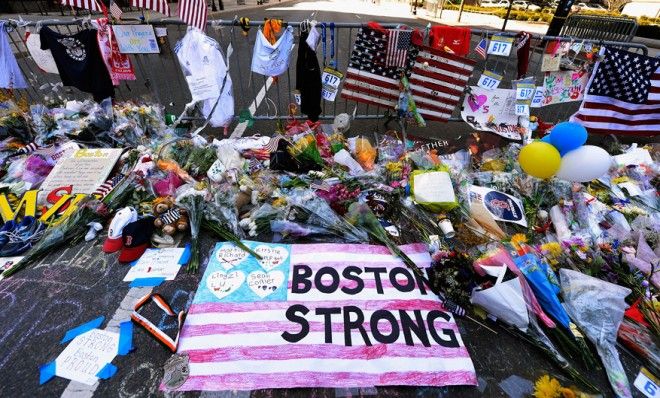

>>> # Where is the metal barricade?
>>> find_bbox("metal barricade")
[0,18,649,127]
[560,14,638,43]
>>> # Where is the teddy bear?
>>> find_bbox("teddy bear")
[152,196,189,236]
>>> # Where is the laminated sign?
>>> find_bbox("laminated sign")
[468,185,528,227]
[170,241,477,391]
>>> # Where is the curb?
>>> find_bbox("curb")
[208,0,297,18]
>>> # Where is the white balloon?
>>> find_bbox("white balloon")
[556,145,613,182]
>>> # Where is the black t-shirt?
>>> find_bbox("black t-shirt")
[40,27,114,102]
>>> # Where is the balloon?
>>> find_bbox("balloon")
[556,145,613,182]
[518,141,561,179]
[541,135,552,143]
[549,122,588,156]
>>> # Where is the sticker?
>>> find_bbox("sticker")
[469,185,528,227]
[515,103,530,116]
[530,86,545,108]
[321,68,344,102]
[163,354,190,390]
[186,74,219,102]
[477,71,503,90]
[487,36,513,56]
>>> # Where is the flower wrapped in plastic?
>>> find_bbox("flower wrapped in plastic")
[288,133,324,170]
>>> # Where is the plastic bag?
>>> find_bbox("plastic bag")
[352,137,377,171]
[409,167,458,212]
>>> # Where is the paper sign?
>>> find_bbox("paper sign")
[413,171,456,204]
[613,148,654,166]
[112,25,159,54]
[469,185,527,227]
[530,86,545,108]
[293,90,301,105]
[123,247,186,282]
[541,53,561,72]
[542,70,589,106]
[634,367,659,398]
[321,68,343,101]
[487,36,513,56]
[477,71,502,90]
[461,86,528,140]
[186,75,219,102]
[40,148,123,198]
[56,329,119,385]
[154,27,168,38]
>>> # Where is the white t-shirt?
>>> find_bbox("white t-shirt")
[251,26,294,77]
[175,29,234,127]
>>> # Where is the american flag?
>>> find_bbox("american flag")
[60,0,103,12]
[109,0,123,20]
[178,0,208,31]
[475,38,487,59]
[386,29,413,68]
[93,174,124,199]
[570,47,660,136]
[131,0,171,16]
[342,26,419,110]
[408,46,476,122]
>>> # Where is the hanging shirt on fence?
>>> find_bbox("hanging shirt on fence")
[429,26,471,57]
[296,28,322,122]
[251,26,295,77]
[175,28,234,127]
[40,26,114,102]
[25,30,59,74]
[0,22,28,89]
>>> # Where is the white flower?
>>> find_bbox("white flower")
[249,221,257,229]
[239,219,251,229]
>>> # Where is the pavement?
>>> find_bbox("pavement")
[0,1,654,397]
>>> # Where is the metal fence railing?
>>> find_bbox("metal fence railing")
[0,18,650,126]
[560,14,639,43]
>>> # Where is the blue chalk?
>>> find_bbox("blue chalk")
[96,363,117,380]
[117,321,133,355]
[178,243,192,265]
[39,361,56,385]
[129,277,165,287]
[61,316,105,344]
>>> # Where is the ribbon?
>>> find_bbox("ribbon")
[131,293,185,352]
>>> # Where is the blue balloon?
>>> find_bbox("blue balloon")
[541,135,552,143]
[549,122,588,156]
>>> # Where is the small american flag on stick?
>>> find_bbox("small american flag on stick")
[109,0,123,20]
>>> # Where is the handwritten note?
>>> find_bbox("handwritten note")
[112,25,160,54]
[40,148,123,196]
[123,247,186,281]
[56,329,119,385]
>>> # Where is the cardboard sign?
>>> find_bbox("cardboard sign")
[40,148,123,199]
[55,329,119,385]
[487,36,513,56]
[477,71,503,91]
[469,186,528,227]
[542,70,589,106]
[171,241,476,391]
[461,86,528,141]
[321,68,343,101]
[112,25,160,54]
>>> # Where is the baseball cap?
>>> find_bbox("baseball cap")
[118,216,156,263]
[102,207,138,253]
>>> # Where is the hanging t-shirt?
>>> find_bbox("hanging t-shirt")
[25,30,59,74]
[429,26,471,57]
[175,29,234,128]
[40,26,114,102]
[0,22,28,89]
[251,26,294,77]
[296,29,322,122]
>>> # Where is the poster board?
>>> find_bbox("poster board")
[112,25,160,54]
[40,148,123,196]
[461,87,528,140]
[170,241,476,391]
[541,70,589,106]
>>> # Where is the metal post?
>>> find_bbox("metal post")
[547,0,576,36]
[211,0,217,12]
[501,0,514,31]
[457,0,465,23]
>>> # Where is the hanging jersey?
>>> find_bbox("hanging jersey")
[0,22,28,89]
[251,26,294,77]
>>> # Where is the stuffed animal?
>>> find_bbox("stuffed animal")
[152,197,189,236]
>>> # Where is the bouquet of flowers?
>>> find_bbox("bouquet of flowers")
[288,133,324,170]
[175,186,206,273]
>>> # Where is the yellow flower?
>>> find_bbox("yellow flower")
[541,242,562,258]
[611,176,629,184]
[385,161,403,173]
[272,197,287,208]
[533,375,562,398]
[510,233,528,250]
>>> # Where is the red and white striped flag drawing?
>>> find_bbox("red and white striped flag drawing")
[385,29,412,68]
[130,0,171,16]
[408,46,476,122]
[171,242,477,391]
[177,0,208,31]
[60,0,103,12]
[570,47,660,136]
[109,0,123,20]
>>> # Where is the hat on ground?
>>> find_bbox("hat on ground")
[118,216,156,263]
[103,207,138,253]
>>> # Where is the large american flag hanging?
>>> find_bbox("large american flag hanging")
[342,26,419,110]
[409,46,476,121]
[60,0,103,12]
[178,0,208,31]
[570,47,660,136]
[131,0,171,16]
[386,29,413,68]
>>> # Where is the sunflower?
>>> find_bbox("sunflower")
[533,375,562,398]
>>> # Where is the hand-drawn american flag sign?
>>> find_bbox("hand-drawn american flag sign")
[171,241,476,391]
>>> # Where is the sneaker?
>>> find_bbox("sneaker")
[0,216,46,257]
[0,220,17,250]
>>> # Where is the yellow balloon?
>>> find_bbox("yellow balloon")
[518,141,561,179]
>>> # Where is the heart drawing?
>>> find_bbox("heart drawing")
[206,271,245,300]
[254,245,289,271]
[468,94,487,112]
[247,270,285,299]
[215,245,249,270]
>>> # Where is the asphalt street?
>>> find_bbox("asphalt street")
[0,1,651,397]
